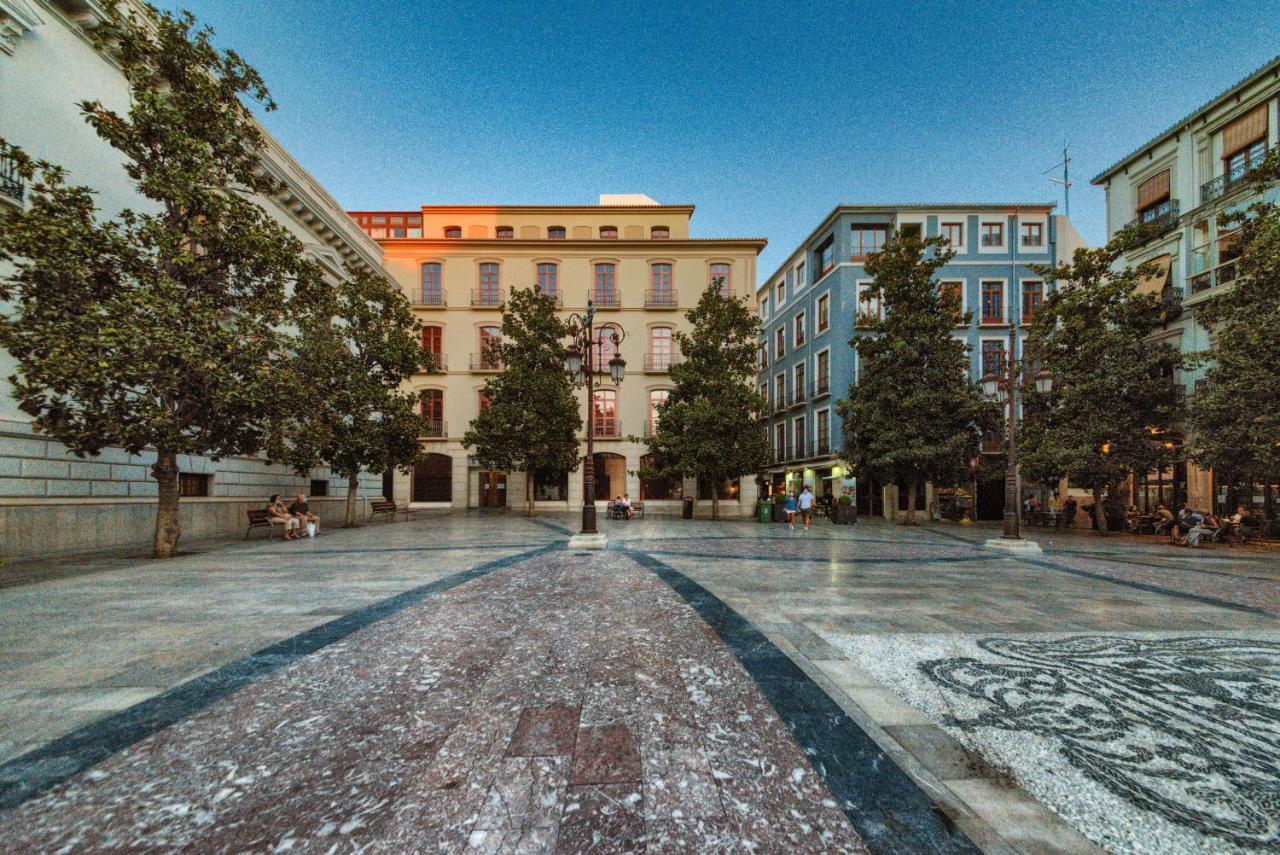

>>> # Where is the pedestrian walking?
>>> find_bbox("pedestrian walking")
[785,491,798,531]
[798,485,815,532]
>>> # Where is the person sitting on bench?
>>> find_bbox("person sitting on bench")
[267,495,301,540]
[289,493,319,537]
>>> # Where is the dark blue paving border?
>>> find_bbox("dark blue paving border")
[0,543,557,813]
[624,548,980,854]
[926,526,1279,618]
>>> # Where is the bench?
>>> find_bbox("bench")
[369,500,407,523]
[607,502,644,520]
[245,509,284,540]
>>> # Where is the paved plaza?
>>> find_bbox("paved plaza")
[0,513,1277,853]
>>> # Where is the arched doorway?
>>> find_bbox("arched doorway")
[412,453,452,503]
[592,452,626,501]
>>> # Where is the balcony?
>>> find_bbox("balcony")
[1123,199,1180,237]
[791,438,808,459]
[424,352,447,372]
[471,288,504,308]
[644,353,675,373]
[470,353,503,371]
[592,291,621,309]
[1188,259,1240,296]
[645,289,678,309]
[419,289,447,307]
[422,419,447,439]
[816,437,830,456]
[773,394,787,413]
[1200,143,1279,205]
[593,419,621,438]
[854,311,880,329]
[0,154,23,207]
[813,377,831,399]
[1161,285,1184,322]
[532,288,563,307]
[787,385,808,408]
[644,419,659,437]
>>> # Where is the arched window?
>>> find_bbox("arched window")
[600,225,618,239]
[479,325,502,369]
[592,389,618,437]
[496,225,514,239]
[444,225,461,239]
[710,263,731,296]
[651,226,670,240]
[419,389,444,436]
[593,263,617,305]
[537,262,558,298]
[640,452,681,500]
[649,263,673,306]
[648,389,670,434]
[420,263,442,305]
[548,225,566,240]
[648,326,672,372]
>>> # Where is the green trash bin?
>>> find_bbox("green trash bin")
[758,499,772,523]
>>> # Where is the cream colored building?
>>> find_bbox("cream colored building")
[349,195,766,515]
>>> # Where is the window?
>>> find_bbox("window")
[816,350,830,394]
[793,361,806,401]
[1135,170,1172,222]
[775,327,785,358]
[444,225,461,239]
[496,226,514,239]
[421,325,443,359]
[1021,222,1043,247]
[1021,280,1043,324]
[421,262,442,305]
[649,326,673,371]
[594,263,617,304]
[760,381,769,403]
[980,340,1006,379]
[816,409,830,454]
[548,226,566,240]
[850,226,889,259]
[775,373,785,409]
[593,389,618,436]
[178,472,209,497]
[537,262,558,298]
[479,325,501,369]
[710,263,731,296]
[795,261,805,289]
[794,312,805,346]
[419,389,444,434]
[534,471,568,501]
[595,325,618,368]
[817,294,829,332]
[600,225,618,239]
[981,280,1004,324]
[816,235,835,275]
[980,222,1004,247]
[478,262,501,304]
[650,263,673,305]
[650,226,669,240]
[774,280,785,307]
[639,452,681,500]
[309,479,328,497]
[478,391,492,410]
[775,423,786,458]
[759,344,768,370]
[939,280,964,323]
[793,416,806,457]
[856,281,881,323]
[760,295,769,320]
[942,221,964,249]
[1222,104,1269,186]
[899,223,922,240]
[649,389,670,434]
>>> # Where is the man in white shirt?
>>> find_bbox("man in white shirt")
[798,486,815,531]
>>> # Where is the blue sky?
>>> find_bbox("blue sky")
[162,0,1280,279]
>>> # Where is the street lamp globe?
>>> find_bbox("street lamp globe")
[565,345,582,379]
[980,373,999,398]
[608,354,626,384]
[1034,369,1053,395]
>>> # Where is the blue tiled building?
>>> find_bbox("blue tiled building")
[756,204,1087,519]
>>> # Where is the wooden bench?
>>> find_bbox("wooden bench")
[369,500,407,523]
[245,509,284,540]
[607,502,644,520]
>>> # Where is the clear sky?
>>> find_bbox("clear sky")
[160,0,1280,280]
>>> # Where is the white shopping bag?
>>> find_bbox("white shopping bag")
[307,521,316,538]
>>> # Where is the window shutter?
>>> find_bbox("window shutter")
[1136,254,1172,296]
[1136,170,1170,210]
[1221,103,1268,157]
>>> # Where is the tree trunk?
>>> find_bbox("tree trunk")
[345,475,359,528]
[526,471,534,517]
[152,448,181,559]
[903,476,918,525]
[1092,487,1108,537]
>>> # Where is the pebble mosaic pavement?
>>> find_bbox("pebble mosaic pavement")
[0,511,1277,853]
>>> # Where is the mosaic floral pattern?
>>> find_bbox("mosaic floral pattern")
[921,635,1280,848]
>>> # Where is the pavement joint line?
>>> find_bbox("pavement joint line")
[636,548,995,566]
[233,542,535,558]
[620,546,982,854]
[0,542,561,814]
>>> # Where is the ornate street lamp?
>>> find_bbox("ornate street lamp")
[564,301,625,548]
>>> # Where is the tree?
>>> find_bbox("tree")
[1187,152,1280,509]
[0,7,325,558]
[837,233,992,524]
[1019,232,1183,535]
[282,265,431,527]
[462,287,581,516]
[645,279,770,520]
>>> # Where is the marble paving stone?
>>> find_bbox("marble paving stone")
[641,748,724,822]
[507,704,580,758]
[556,783,645,854]
[571,724,642,785]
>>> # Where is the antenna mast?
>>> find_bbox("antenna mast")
[1044,143,1072,217]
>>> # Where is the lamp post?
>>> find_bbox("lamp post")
[565,301,625,548]
[980,324,1053,554]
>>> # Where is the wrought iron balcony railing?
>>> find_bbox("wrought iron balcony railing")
[424,352,447,372]
[1,154,24,207]
[1123,199,1180,236]
[787,385,808,408]
[471,288,504,307]
[421,419,447,439]
[816,437,830,456]
[470,353,503,371]
[1200,143,1279,205]
[1188,259,1240,295]
[593,419,621,438]
[644,289,678,309]
[644,353,675,372]
[813,377,831,399]
[1161,285,1184,321]
[591,291,621,308]
[419,289,447,307]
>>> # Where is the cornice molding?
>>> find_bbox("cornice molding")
[0,0,43,55]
